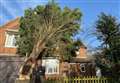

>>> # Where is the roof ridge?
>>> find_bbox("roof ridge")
[0,17,20,28]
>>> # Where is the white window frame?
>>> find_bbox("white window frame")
[80,63,86,72]
[45,59,59,75]
[5,32,17,48]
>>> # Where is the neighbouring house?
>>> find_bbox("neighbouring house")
[0,18,21,83]
[60,45,96,78]
[0,18,96,79]
[69,46,96,77]
[0,18,19,56]
[40,46,96,79]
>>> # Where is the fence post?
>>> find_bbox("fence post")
[64,77,68,83]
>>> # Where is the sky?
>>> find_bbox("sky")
[0,0,120,50]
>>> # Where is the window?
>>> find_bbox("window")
[80,64,86,72]
[47,67,58,74]
[5,32,17,47]
[48,68,53,73]
[45,59,59,74]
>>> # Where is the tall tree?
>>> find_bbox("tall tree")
[17,2,82,60]
[95,13,120,82]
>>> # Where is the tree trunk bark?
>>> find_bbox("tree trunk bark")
[29,40,45,59]
[18,40,45,78]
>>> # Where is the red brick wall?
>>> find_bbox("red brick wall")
[76,46,87,58]
[0,18,19,55]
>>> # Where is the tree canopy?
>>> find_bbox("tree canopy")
[17,2,82,60]
[94,13,120,81]
[95,13,120,63]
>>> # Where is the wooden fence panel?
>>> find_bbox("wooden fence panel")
[63,77,112,83]
[15,79,30,83]
[15,76,112,83]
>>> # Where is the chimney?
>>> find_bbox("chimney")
[76,46,87,58]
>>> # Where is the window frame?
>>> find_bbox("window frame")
[5,32,17,48]
[80,63,86,72]
[45,59,59,75]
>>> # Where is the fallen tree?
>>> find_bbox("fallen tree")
[17,2,82,79]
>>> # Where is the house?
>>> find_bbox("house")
[60,45,96,78]
[0,18,96,79]
[41,46,96,79]
[69,46,96,77]
[0,18,19,56]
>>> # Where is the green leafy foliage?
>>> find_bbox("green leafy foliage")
[95,13,120,63]
[17,2,82,60]
[95,13,120,82]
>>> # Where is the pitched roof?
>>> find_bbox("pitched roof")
[70,57,91,63]
[0,17,20,30]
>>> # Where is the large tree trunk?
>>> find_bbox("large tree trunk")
[18,40,46,81]
[30,40,46,59]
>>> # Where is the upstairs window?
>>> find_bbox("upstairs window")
[5,32,17,48]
